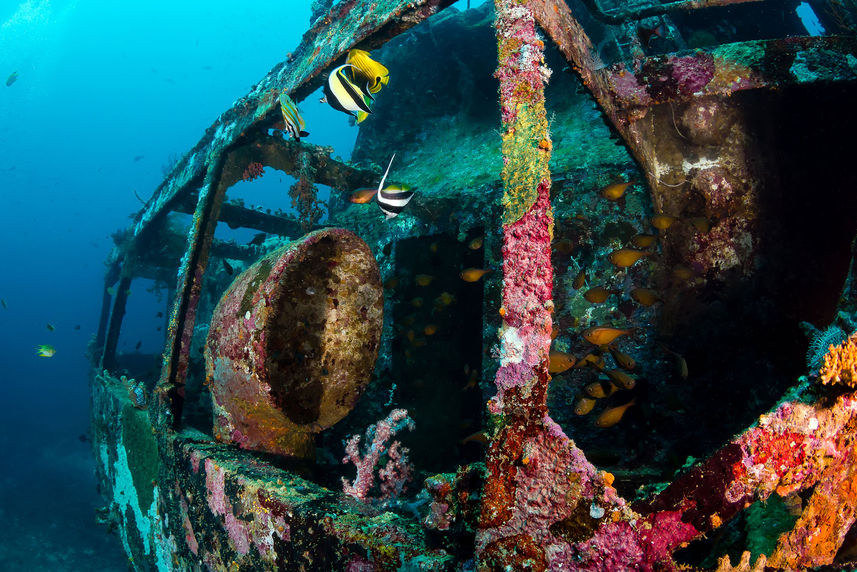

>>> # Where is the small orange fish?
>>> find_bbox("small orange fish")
[608,248,649,268]
[469,236,484,250]
[584,286,616,304]
[608,345,636,370]
[585,380,618,399]
[630,233,657,249]
[461,268,491,282]
[574,397,597,415]
[406,329,415,342]
[460,430,489,446]
[630,287,661,307]
[651,214,678,230]
[575,352,606,370]
[429,242,439,253]
[415,274,434,286]
[553,238,576,255]
[384,276,399,289]
[688,217,710,233]
[410,297,424,308]
[424,324,438,336]
[435,292,455,307]
[596,399,636,428]
[671,265,695,281]
[551,324,559,339]
[583,326,632,346]
[600,181,633,201]
[572,269,586,290]
[349,187,378,204]
[604,369,636,390]
[549,351,576,374]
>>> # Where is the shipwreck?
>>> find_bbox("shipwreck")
[89,0,857,569]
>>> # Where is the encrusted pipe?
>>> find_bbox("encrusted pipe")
[205,228,383,458]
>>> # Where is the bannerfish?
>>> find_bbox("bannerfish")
[375,154,415,219]
[36,344,56,357]
[279,92,309,140]
[346,49,389,94]
[6,71,18,87]
[349,188,378,204]
[323,64,372,123]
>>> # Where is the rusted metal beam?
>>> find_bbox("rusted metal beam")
[101,274,133,371]
[578,0,763,25]
[155,161,227,431]
[131,0,454,242]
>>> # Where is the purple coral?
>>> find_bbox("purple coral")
[341,409,415,501]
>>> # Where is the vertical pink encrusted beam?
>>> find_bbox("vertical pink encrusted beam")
[477,1,635,569]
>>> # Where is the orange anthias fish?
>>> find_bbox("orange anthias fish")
[631,233,657,249]
[608,345,636,370]
[583,286,616,304]
[600,181,633,201]
[349,188,378,204]
[549,351,576,374]
[608,248,649,268]
[630,287,661,307]
[604,369,637,390]
[585,380,618,399]
[574,397,597,415]
[596,399,636,428]
[651,214,678,230]
[583,326,633,346]
[460,268,491,282]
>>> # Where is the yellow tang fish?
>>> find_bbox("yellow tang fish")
[608,248,649,268]
[582,326,633,346]
[600,181,633,201]
[346,49,389,94]
[596,399,636,428]
[36,344,56,357]
[460,268,491,282]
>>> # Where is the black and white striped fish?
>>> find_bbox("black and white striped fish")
[279,92,309,140]
[323,64,372,124]
[375,154,415,220]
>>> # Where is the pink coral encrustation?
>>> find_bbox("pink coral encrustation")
[341,408,415,502]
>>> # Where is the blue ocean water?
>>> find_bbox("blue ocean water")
[0,1,482,568]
